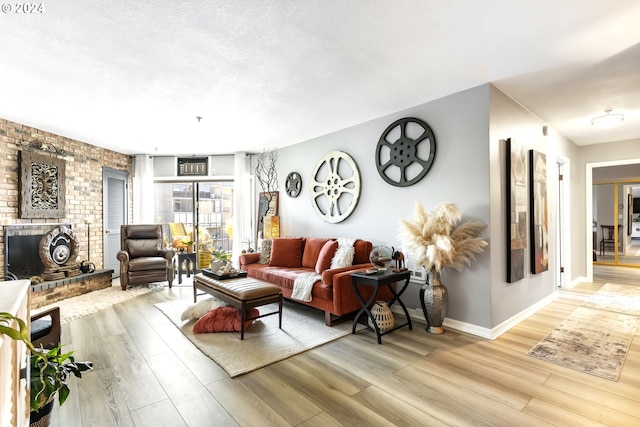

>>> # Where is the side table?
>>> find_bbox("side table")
[351,269,412,344]
[175,252,197,284]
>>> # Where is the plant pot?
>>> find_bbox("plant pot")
[30,400,54,427]
[419,271,448,334]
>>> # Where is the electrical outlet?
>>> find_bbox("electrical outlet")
[409,267,427,284]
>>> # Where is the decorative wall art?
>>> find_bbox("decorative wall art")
[257,191,279,238]
[529,150,549,274]
[285,171,302,197]
[505,138,526,282]
[310,151,361,223]
[19,151,66,218]
[375,117,437,187]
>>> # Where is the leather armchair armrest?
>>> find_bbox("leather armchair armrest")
[160,248,175,262]
[116,250,130,263]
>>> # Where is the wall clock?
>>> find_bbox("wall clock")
[375,117,436,187]
[285,171,302,197]
[310,151,361,223]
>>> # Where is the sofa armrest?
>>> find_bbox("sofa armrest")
[320,263,371,288]
[239,252,260,268]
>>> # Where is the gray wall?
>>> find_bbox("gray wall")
[277,84,493,328]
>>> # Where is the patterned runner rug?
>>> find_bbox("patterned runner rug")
[583,283,640,316]
[528,283,640,381]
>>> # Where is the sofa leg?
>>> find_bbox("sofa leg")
[324,311,354,327]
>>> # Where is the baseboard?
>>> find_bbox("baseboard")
[389,291,558,340]
[565,276,588,289]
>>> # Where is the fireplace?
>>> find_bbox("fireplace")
[3,222,114,309]
[4,223,73,280]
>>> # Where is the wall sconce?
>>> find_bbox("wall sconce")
[591,109,624,127]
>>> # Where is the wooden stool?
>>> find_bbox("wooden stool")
[193,273,282,339]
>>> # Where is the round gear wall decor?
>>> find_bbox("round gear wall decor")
[285,171,302,197]
[375,117,436,187]
[310,151,361,223]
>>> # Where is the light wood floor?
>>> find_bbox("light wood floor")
[49,272,640,427]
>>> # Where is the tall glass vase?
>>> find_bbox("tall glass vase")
[419,270,448,334]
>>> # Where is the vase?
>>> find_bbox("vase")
[30,400,54,427]
[367,301,395,333]
[419,271,448,334]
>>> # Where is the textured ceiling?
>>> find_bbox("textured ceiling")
[1,0,639,155]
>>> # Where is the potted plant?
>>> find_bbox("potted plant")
[1,312,93,426]
[399,201,488,334]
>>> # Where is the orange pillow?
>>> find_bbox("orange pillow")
[315,240,339,273]
[269,237,304,268]
[302,238,332,268]
[192,306,259,333]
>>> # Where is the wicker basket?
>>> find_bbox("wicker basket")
[368,301,394,333]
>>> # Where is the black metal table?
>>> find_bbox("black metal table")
[175,252,197,284]
[350,269,412,344]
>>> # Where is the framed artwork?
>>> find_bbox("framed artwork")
[19,151,66,218]
[505,138,526,282]
[257,191,279,239]
[529,150,548,274]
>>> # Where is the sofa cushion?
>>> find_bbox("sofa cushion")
[315,240,339,273]
[330,238,356,269]
[270,237,304,268]
[258,239,272,264]
[193,306,259,333]
[353,239,373,265]
[302,238,332,269]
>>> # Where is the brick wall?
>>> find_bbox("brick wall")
[0,117,133,277]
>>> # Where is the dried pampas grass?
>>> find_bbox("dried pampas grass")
[399,201,487,273]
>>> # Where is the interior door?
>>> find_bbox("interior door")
[593,181,640,267]
[103,168,129,277]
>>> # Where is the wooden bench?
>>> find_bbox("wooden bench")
[193,273,283,339]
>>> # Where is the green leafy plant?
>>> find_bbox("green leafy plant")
[212,247,232,262]
[0,312,93,412]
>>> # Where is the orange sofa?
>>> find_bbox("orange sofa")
[239,237,394,326]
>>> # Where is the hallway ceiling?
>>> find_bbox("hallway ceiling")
[1,0,639,156]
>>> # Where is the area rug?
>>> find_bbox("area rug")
[155,298,363,377]
[33,280,162,324]
[527,306,639,381]
[583,283,640,316]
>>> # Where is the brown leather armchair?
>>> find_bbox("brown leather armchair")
[117,224,175,290]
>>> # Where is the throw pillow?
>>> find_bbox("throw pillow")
[302,238,331,269]
[330,237,356,269]
[193,306,260,333]
[180,297,228,321]
[315,240,339,273]
[269,237,304,268]
[258,239,272,264]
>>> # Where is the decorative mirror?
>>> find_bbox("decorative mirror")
[285,171,302,198]
[375,117,436,187]
[310,151,361,223]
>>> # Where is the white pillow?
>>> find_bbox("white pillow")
[181,297,228,321]
[330,237,356,269]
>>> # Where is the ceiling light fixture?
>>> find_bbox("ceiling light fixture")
[591,109,624,127]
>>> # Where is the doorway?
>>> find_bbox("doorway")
[103,168,129,278]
